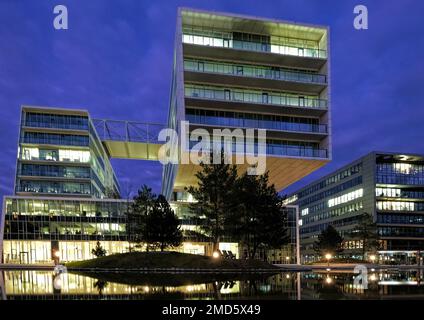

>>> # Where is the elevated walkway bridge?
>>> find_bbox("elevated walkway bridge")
[93,119,166,160]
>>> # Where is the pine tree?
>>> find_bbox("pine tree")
[186,152,238,252]
[228,171,289,259]
[127,185,156,248]
[144,195,183,251]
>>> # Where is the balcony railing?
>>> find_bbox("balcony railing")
[184,59,327,84]
[185,86,327,109]
[183,33,327,59]
[24,121,89,131]
[188,141,327,159]
[186,114,327,134]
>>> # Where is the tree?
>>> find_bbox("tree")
[127,185,156,248]
[186,152,238,252]
[144,195,183,251]
[92,241,107,257]
[349,212,380,258]
[314,225,344,256]
[228,171,289,259]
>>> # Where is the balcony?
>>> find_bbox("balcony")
[184,59,327,93]
[182,33,327,69]
[188,140,327,159]
[184,85,327,116]
[186,114,327,135]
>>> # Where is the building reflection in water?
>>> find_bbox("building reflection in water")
[0,271,6,300]
[3,271,299,300]
[2,270,424,300]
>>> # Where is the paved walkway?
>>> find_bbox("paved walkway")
[275,263,424,271]
[0,263,55,270]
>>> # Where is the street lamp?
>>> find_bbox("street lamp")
[325,253,332,267]
[285,256,290,264]
[212,251,220,259]
[369,254,376,264]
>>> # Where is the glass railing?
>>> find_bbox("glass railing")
[188,141,327,158]
[183,33,327,59]
[184,60,327,84]
[185,86,327,109]
[186,114,327,134]
[24,121,89,131]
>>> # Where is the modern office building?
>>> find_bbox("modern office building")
[1,7,327,264]
[0,106,299,264]
[285,151,424,264]
[15,107,120,199]
[162,8,332,199]
[0,106,132,264]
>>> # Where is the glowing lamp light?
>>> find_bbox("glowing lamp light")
[212,251,220,259]
[54,251,61,258]
[369,255,376,262]
[325,277,332,284]
[325,253,332,260]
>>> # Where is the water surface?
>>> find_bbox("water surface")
[1,269,424,300]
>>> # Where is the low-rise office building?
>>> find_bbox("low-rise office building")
[286,151,424,264]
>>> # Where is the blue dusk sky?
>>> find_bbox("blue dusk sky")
[0,0,423,199]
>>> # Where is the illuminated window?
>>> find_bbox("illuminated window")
[59,149,90,163]
[376,201,415,211]
[21,147,39,160]
[393,163,412,174]
[328,188,363,208]
[375,187,401,197]
[301,208,309,216]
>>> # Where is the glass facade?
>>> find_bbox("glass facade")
[182,28,327,59]
[290,153,424,260]
[185,84,327,109]
[184,59,327,84]
[20,147,91,163]
[297,176,363,207]
[16,109,120,198]
[186,109,327,133]
[24,112,89,130]
[189,139,327,158]
[22,132,89,147]
[377,163,424,185]
[20,164,91,179]
[376,159,424,251]
[2,198,131,263]
[3,240,130,264]
[377,213,424,225]
[18,181,92,195]
[296,163,362,199]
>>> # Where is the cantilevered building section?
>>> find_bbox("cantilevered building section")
[162,8,332,199]
[286,151,424,264]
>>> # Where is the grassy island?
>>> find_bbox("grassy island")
[65,252,279,286]
[66,251,278,271]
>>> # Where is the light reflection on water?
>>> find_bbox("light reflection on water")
[1,270,424,300]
